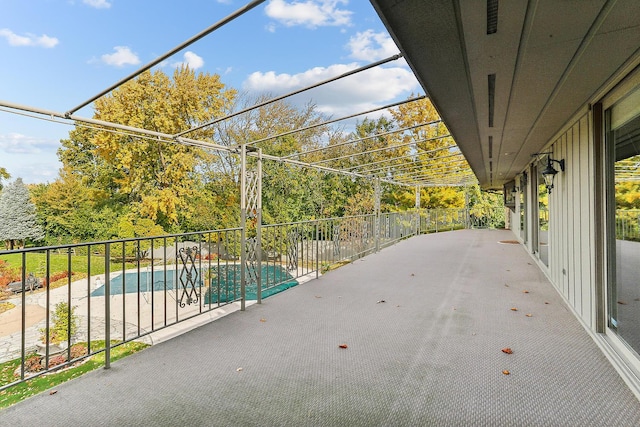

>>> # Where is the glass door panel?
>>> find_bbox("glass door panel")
[607,85,640,353]
[538,166,549,267]
[520,173,527,243]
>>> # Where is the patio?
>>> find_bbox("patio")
[2,229,640,426]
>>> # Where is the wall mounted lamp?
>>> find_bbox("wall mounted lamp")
[532,153,565,194]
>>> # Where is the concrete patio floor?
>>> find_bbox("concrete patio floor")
[2,229,640,426]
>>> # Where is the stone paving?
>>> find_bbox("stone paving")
[0,280,150,363]
[0,273,239,363]
[0,266,311,363]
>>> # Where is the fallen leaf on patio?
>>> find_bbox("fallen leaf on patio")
[510,307,518,311]
[504,284,509,287]
[523,290,529,294]
[315,295,322,298]
[544,302,550,305]
[49,390,58,395]
[377,300,386,304]
[236,367,243,372]
[501,348,513,354]
[506,269,511,272]
[618,301,628,305]
[526,313,533,317]
[502,370,510,375]
[260,318,266,322]
[339,344,348,349]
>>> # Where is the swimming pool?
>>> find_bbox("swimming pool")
[91,269,188,296]
[91,265,298,302]
[203,265,298,303]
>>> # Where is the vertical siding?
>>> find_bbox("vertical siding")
[579,115,593,327]
[567,128,576,307]
[573,123,582,315]
[547,111,595,326]
[560,133,569,297]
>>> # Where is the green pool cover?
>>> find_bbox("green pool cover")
[204,265,298,303]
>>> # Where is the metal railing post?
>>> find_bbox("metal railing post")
[315,221,320,278]
[240,144,247,311]
[256,148,263,304]
[104,242,111,369]
[415,186,421,236]
[374,178,381,252]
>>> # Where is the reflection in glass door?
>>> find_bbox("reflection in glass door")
[607,84,640,354]
[538,165,550,267]
[520,173,527,244]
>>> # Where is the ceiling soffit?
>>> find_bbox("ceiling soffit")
[371,0,640,188]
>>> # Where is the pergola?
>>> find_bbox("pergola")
[0,0,476,191]
[0,0,480,316]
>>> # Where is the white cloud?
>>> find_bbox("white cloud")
[242,62,419,116]
[0,132,57,155]
[265,0,352,29]
[0,131,62,183]
[347,30,398,62]
[3,159,61,184]
[83,0,112,9]
[171,51,204,70]
[0,29,59,48]
[101,46,141,67]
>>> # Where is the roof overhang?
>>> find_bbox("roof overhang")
[370,0,640,188]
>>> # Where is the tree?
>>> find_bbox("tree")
[0,167,9,190]
[58,67,237,230]
[30,169,120,245]
[210,94,331,224]
[0,178,44,249]
[385,96,468,208]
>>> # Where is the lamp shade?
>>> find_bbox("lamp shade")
[541,159,558,190]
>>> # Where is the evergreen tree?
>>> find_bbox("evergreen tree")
[0,178,44,249]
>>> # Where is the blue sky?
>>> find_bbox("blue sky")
[0,0,420,183]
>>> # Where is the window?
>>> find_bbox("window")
[537,164,550,267]
[606,84,640,354]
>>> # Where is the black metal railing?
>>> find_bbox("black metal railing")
[0,209,496,390]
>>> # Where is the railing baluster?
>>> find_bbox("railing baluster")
[2,214,468,391]
[104,242,111,369]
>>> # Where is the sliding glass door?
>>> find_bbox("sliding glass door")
[607,84,640,354]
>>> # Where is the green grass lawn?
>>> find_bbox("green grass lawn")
[0,253,141,278]
[0,341,149,409]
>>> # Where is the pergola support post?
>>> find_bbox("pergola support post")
[240,145,262,310]
[415,186,421,235]
[374,178,381,252]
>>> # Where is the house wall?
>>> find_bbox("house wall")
[512,110,597,329]
[543,112,597,330]
[515,61,640,398]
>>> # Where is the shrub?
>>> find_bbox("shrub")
[47,354,67,369]
[40,302,79,344]
[24,355,44,373]
[0,260,20,288]
[42,271,74,287]
[70,343,87,359]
